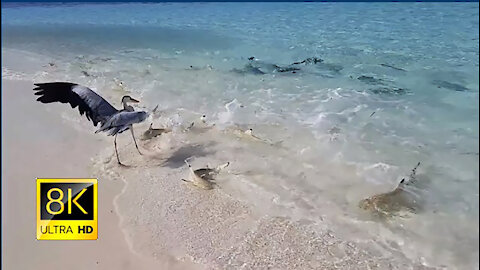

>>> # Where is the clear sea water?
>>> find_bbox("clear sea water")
[2,3,479,269]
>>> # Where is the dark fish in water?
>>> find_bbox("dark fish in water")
[247,57,320,74]
[380,63,406,72]
[358,75,386,85]
[81,70,91,77]
[432,80,469,92]
[141,123,171,140]
[292,57,324,65]
[359,162,423,218]
[356,74,408,95]
[98,57,112,62]
[233,56,337,76]
[370,87,408,95]
[181,160,230,190]
[274,65,301,73]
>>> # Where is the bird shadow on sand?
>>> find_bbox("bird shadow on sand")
[161,142,218,168]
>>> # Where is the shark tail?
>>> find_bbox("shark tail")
[215,162,230,172]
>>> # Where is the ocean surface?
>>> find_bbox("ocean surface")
[2,3,479,269]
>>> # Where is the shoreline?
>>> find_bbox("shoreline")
[3,45,477,269]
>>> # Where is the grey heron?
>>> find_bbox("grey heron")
[33,82,148,165]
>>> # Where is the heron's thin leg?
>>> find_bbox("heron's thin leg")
[114,134,123,165]
[130,126,142,155]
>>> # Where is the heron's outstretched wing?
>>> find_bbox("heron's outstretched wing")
[96,111,148,136]
[33,82,118,126]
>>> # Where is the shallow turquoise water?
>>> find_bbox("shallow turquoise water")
[2,3,479,269]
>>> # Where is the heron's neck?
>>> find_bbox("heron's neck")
[122,102,134,112]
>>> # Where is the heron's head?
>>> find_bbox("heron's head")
[121,95,140,104]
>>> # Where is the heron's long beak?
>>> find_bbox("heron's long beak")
[130,97,140,103]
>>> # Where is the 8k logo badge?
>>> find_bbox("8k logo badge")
[36,179,98,240]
